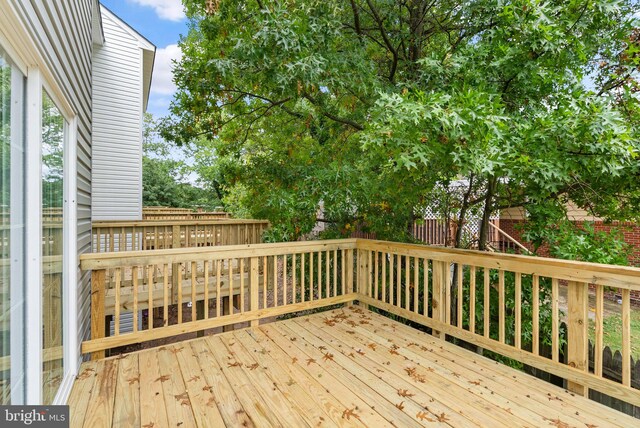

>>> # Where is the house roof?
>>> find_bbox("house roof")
[92,0,105,46]
[98,4,156,111]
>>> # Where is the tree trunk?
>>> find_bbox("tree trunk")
[454,175,475,249]
[478,177,497,251]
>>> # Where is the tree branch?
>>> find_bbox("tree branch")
[365,0,399,82]
[302,94,365,131]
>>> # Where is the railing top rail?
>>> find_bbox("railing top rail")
[358,239,640,290]
[80,238,358,270]
[92,219,269,227]
[80,236,640,289]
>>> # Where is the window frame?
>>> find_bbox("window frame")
[0,2,79,405]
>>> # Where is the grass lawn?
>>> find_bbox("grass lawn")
[589,309,640,360]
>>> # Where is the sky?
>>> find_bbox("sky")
[100,0,188,118]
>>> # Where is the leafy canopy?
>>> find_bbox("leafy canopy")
[143,113,221,210]
[163,0,640,258]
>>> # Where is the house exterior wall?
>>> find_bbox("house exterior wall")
[500,218,640,305]
[91,8,143,221]
[10,0,94,362]
[500,201,602,222]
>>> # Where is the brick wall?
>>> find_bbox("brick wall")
[500,219,640,305]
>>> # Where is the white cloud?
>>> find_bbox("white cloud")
[151,44,182,96]
[130,0,185,21]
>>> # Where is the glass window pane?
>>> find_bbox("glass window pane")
[41,91,63,404]
[0,48,25,404]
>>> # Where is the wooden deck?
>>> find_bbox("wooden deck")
[68,306,638,427]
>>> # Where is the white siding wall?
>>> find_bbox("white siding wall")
[10,0,94,359]
[91,10,143,220]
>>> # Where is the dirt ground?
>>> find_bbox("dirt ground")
[111,264,302,355]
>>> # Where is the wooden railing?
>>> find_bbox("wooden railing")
[81,239,357,359]
[356,239,640,407]
[80,238,640,407]
[92,219,269,253]
[142,207,230,220]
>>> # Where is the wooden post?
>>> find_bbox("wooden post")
[567,281,588,396]
[431,261,447,339]
[250,257,259,327]
[171,225,180,304]
[356,249,369,309]
[345,249,354,305]
[90,269,106,360]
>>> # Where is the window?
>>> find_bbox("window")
[0,48,25,404]
[41,91,64,404]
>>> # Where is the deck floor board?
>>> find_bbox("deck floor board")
[68,306,639,427]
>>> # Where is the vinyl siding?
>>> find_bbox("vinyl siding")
[91,8,143,221]
[10,0,94,358]
[500,202,603,222]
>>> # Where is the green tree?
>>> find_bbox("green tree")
[143,113,221,210]
[162,0,640,258]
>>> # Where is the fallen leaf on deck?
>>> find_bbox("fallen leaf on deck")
[323,318,336,327]
[416,411,435,422]
[544,418,569,428]
[342,408,361,421]
[76,368,95,380]
[397,389,415,398]
[395,401,405,410]
[174,392,190,406]
[436,413,450,422]
[405,367,417,376]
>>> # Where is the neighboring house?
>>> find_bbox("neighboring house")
[500,203,640,267]
[92,5,154,221]
[0,0,154,405]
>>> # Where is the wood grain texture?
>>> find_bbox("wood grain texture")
[69,307,638,427]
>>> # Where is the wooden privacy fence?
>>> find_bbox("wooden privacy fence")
[92,219,269,253]
[81,239,357,359]
[411,219,449,245]
[80,238,640,408]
